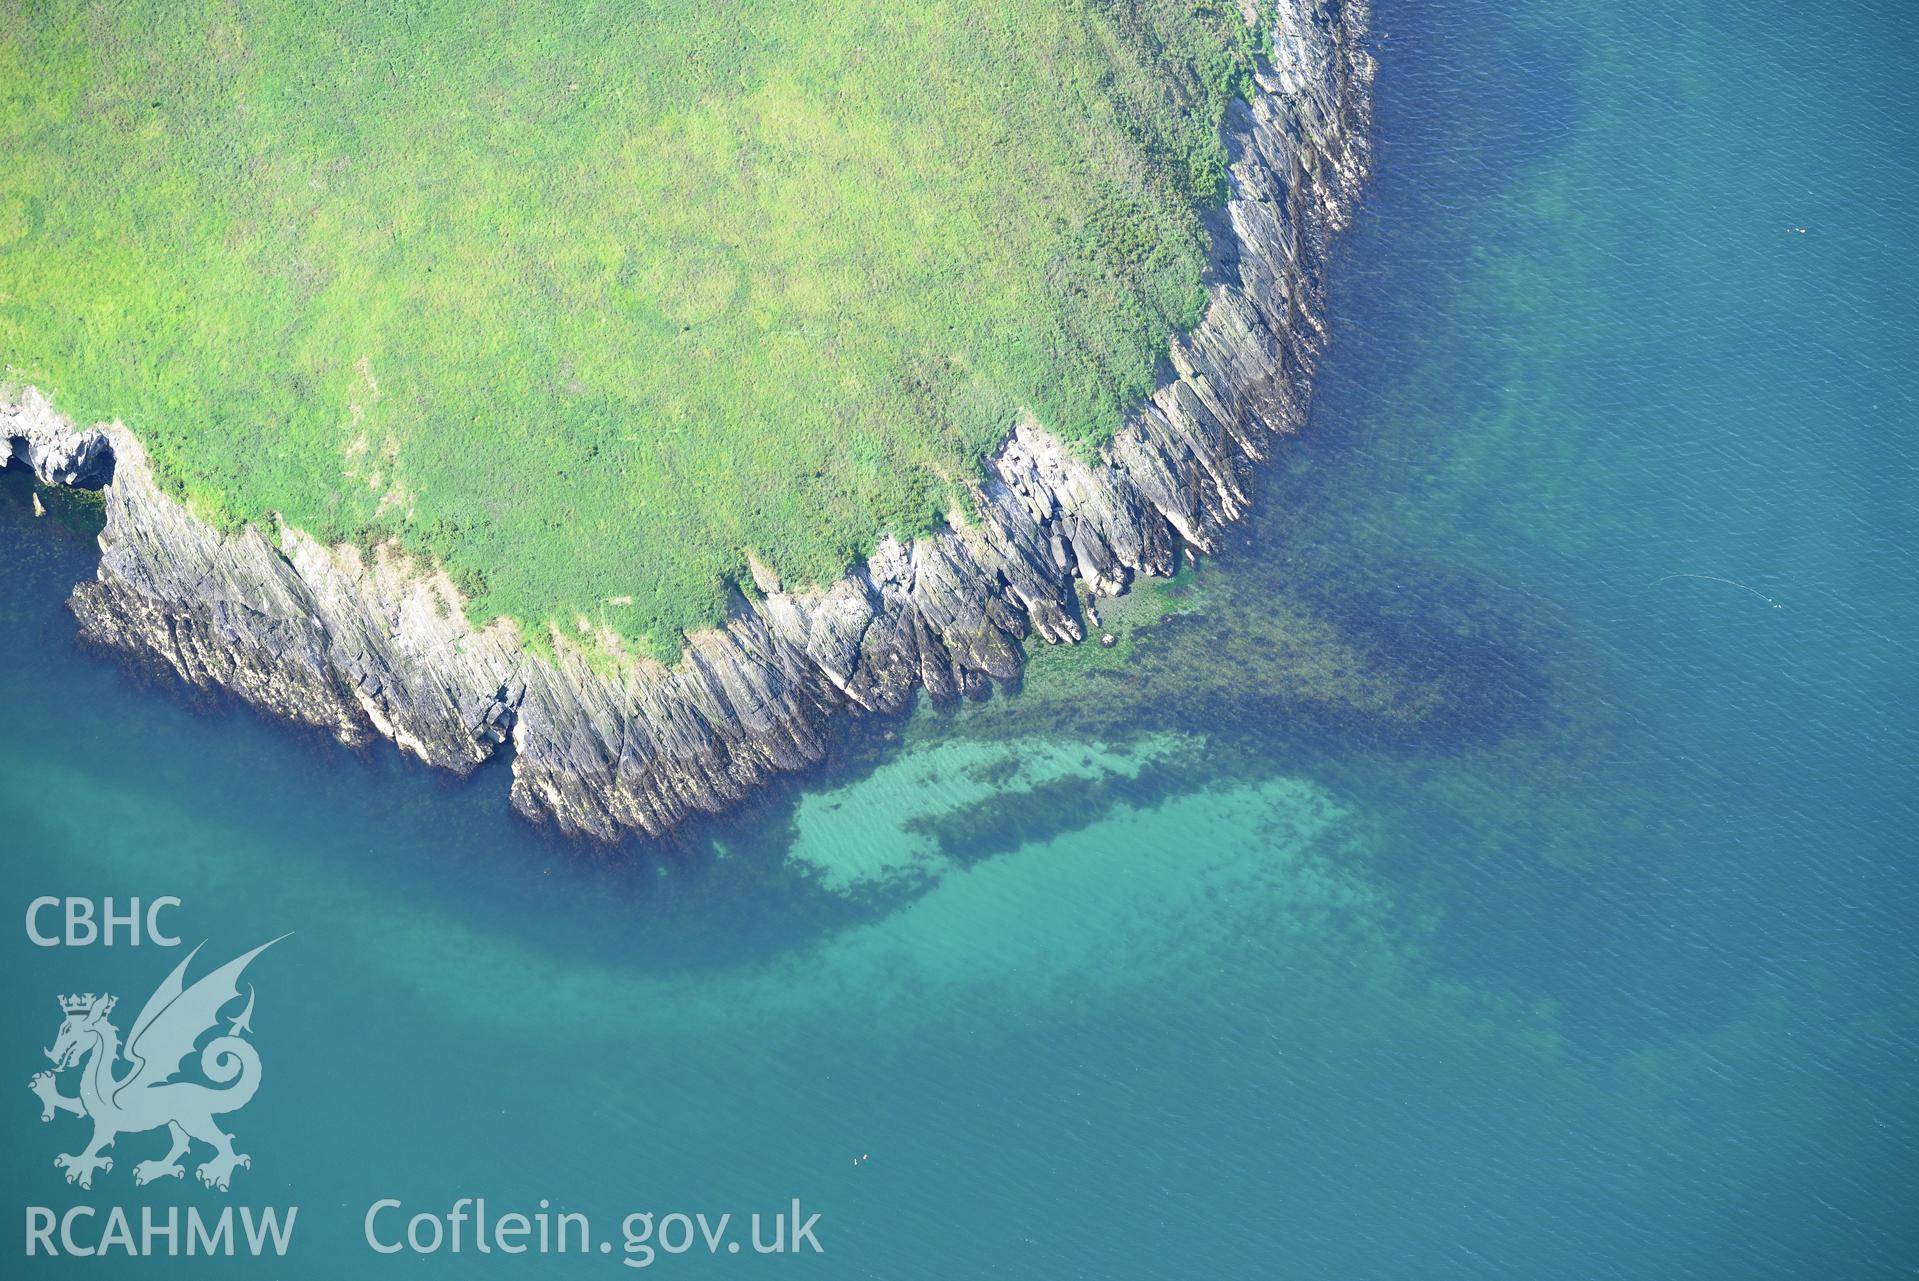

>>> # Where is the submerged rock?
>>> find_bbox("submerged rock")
[2,0,1375,843]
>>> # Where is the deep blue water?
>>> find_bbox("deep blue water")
[2,0,1915,1276]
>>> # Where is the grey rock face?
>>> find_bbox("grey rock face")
[3,0,1373,842]
[4,396,115,489]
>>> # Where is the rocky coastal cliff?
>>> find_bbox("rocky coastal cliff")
[3,0,1372,843]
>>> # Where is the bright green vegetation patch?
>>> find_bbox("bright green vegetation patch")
[1,0,1255,656]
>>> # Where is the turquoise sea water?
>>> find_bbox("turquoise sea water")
[3,0,1915,1276]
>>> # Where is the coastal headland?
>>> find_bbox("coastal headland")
[3,0,1373,841]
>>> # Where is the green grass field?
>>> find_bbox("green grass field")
[1,0,1256,657]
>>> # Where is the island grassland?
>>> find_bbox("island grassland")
[1,0,1258,657]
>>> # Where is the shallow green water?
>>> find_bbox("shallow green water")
[2,0,1915,1275]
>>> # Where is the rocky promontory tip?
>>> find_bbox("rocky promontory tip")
[4,0,1373,844]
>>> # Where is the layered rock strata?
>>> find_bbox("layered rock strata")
[3,0,1373,842]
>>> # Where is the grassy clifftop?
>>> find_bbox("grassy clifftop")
[1,0,1256,656]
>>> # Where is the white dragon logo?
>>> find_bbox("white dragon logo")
[27,937,285,1191]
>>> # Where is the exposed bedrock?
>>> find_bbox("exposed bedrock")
[2,0,1374,843]
[5,408,115,489]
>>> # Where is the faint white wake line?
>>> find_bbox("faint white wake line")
[1649,573,1783,609]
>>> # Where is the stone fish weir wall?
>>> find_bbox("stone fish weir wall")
[3,0,1372,843]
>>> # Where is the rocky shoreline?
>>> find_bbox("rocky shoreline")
[3,0,1372,843]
